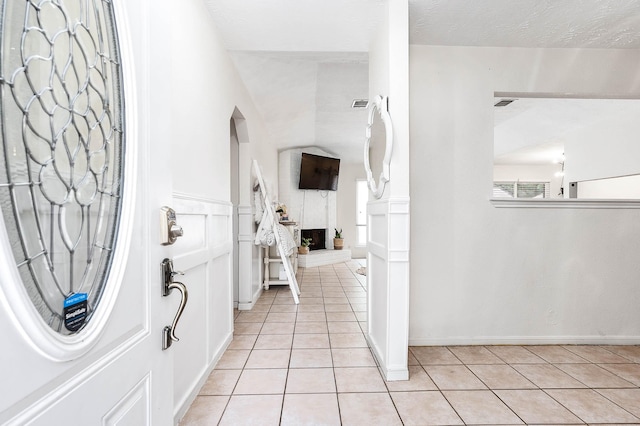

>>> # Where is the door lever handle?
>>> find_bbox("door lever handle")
[163,281,188,350]
[161,258,189,350]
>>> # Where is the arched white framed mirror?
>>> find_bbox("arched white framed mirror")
[364,95,393,199]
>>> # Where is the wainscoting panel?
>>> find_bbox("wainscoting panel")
[171,194,233,422]
[366,197,410,381]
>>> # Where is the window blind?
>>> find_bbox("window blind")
[493,181,550,198]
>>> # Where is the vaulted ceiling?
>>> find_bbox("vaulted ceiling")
[205,0,640,163]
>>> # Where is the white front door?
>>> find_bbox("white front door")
[0,1,178,424]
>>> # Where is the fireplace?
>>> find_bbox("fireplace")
[301,229,326,251]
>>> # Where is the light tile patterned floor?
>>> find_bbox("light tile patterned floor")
[181,261,640,425]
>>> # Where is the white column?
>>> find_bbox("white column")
[366,0,410,381]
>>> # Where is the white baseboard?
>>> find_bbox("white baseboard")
[409,335,640,346]
[366,334,409,382]
[381,366,409,381]
[237,286,264,311]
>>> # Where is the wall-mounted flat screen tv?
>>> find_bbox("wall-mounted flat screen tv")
[298,153,340,191]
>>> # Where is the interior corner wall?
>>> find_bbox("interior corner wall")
[409,45,640,346]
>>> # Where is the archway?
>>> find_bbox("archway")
[230,108,259,309]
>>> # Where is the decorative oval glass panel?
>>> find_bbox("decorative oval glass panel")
[0,0,125,335]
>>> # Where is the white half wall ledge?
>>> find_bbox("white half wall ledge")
[490,198,640,209]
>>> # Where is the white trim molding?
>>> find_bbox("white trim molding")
[410,335,640,347]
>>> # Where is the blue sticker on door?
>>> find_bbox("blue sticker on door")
[64,293,88,332]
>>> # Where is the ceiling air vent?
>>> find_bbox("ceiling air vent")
[494,99,516,107]
[351,99,369,109]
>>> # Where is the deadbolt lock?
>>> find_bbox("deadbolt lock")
[160,206,184,245]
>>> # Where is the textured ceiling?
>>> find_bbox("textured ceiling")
[205,0,640,164]
[410,0,640,48]
[207,0,640,52]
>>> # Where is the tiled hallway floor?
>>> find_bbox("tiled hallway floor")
[181,262,640,425]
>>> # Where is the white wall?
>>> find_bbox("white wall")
[171,4,277,202]
[170,0,279,420]
[336,162,367,258]
[410,45,640,345]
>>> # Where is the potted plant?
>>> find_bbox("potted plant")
[333,228,344,250]
[298,237,312,255]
